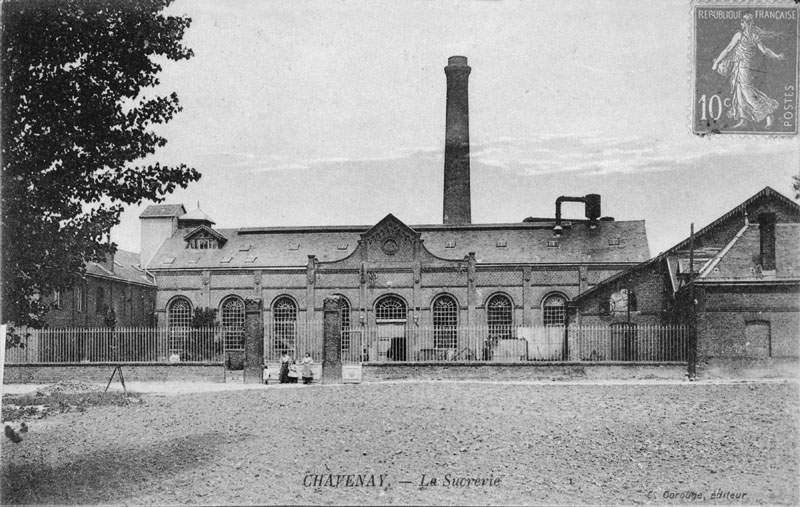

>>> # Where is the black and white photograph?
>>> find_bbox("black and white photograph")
[1,0,799,505]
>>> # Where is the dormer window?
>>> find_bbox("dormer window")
[188,237,218,249]
[183,225,227,250]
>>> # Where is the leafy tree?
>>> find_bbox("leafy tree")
[793,173,800,200]
[191,307,218,328]
[1,0,200,328]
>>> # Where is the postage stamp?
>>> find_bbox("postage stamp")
[693,3,799,135]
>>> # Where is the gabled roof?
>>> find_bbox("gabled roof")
[183,225,228,244]
[148,216,649,270]
[573,186,800,302]
[362,214,419,240]
[692,223,800,284]
[85,249,155,287]
[140,204,186,218]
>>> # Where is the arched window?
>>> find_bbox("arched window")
[375,295,407,321]
[335,296,352,351]
[167,297,192,355]
[608,289,637,316]
[168,297,192,329]
[487,294,513,340]
[433,295,458,349]
[220,296,245,350]
[542,294,567,326]
[273,296,297,356]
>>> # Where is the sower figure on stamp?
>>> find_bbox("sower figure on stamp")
[712,12,785,129]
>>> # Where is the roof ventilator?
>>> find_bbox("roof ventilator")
[553,194,601,237]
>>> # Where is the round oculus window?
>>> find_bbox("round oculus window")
[382,239,399,255]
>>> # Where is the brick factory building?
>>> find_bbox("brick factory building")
[139,57,650,361]
[134,57,797,370]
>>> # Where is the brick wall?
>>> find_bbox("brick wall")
[3,364,225,384]
[362,363,685,381]
[575,261,669,325]
[44,277,156,328]
[776,224,800,277]
[696,284,800,361]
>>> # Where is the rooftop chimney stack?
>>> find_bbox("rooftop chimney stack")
[758,212,777,271]
[443,56,471,225]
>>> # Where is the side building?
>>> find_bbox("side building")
[571,186,800,374]
[44,249,157,328]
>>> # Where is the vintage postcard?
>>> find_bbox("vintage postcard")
[2,0,799,506]
[694,3,799,134]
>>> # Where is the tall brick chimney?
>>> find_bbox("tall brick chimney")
[443,56,471,225]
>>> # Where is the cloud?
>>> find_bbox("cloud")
[469,133,798,177]
[194,134,795,178]
[224,146,444,174]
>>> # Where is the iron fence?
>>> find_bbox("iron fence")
[4,327,232,364]
[264,319,324,362]
[339,323,688,363]
[5,322,688,365]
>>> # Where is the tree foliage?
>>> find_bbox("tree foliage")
[191,307,218,328]
[793,173,800,200]
[1,0,201,327]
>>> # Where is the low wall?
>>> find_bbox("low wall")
[697,358,799,379]
[10,360,791,384]
[3,363,226,384]
[362,362,687,382]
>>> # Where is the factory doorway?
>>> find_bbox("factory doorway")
[374,295,407,361]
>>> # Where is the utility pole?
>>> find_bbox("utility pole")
[688,223,697,379]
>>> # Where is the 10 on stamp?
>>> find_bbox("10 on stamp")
[694,3,798,135]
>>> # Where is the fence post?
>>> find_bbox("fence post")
[243,298,264,384]
[322,295,343,384]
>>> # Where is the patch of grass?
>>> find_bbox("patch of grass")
[2,391,141,422]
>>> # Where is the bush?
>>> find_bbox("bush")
[225,351,245,370]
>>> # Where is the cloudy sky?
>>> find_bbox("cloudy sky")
[113,0,799,257]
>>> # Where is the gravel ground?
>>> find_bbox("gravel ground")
[2,381,798,505]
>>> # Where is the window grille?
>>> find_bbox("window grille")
[433,295,458,349]
[221,296,245,350]
[337,296,351,351]
[487,294,513,339]
[167,297,192,352]
[543,294,567,326]
[273,296,297,355]
[375,295,407,321]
